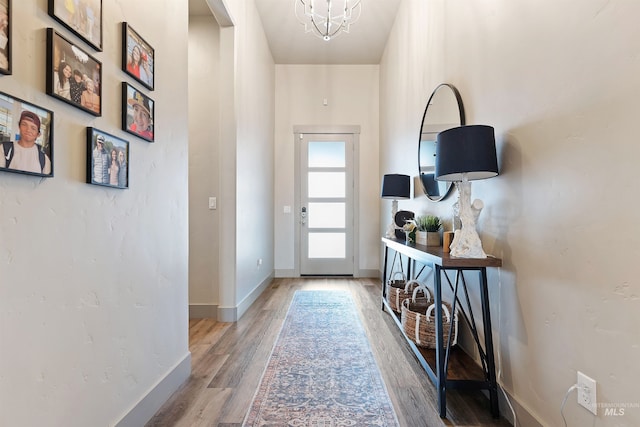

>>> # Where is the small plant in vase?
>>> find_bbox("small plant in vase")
[414,215,441,246]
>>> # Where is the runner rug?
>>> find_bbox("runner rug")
[243,290,399,426]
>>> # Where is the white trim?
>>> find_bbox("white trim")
[217,306,237,322]
[275,269,297,277]
[114,352,191,427]
[356,269,379,278]
[189,304,218,319]
[236,274,274,319]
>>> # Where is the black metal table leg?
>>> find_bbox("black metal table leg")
[382,246,389,310]
[479,268,500,418]
[434,264,447,417]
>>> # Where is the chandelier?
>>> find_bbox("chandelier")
[295,0,362,41]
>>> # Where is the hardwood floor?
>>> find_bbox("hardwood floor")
[146,278,512,427]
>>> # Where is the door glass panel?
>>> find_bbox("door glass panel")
[308,233,346,258]
[308,203,345,228]
[308,141,345,167]
[308,172,345,198]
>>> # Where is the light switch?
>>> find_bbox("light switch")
[209,197,217,210]
[283,205,291,214]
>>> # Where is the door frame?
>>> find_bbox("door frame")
[293,125,361,277]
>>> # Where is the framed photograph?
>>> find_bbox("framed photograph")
[87,127,129,188]
[122,23,154,90]
[0,0,10,75]
[48,0,102,51]
[46,28,102,117]
[0,91,54,178]
[122,82,154,142]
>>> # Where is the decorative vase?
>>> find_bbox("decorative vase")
[426,231,440,246]
[415,231,427,245]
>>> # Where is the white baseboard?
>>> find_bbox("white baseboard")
[114,352,191,427]
[357,269,379,278]
[216,273,274,322]
[275,269,296,277]
[189,303,218,318]
[236,273,274,319]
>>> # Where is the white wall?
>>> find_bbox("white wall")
[230,0,275,309]
[381,0,640,425]
[189,15,221,316]
[188,0,275,320]
[274,65,380,276]
[0,1,189,426]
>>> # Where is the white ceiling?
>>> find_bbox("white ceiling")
[188,0,402,64]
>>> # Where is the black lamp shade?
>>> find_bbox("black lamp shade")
[435,125,499,182]
[381,174,410,199]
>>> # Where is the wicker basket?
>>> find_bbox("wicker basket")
[387,276,429,313]
[401,295,459,349]
[385,271,406,312]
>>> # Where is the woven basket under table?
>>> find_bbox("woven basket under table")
[401,297,458,349]
[386,276,428,313]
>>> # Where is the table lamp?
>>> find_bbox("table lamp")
[381,174,411,238]
[435,125,498,258]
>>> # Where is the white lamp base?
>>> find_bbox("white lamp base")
[385,199,399,239]
[449,180,487,258]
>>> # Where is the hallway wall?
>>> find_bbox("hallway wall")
[187,0,275,321]
[380,0,640,426]
[273,65,380,277]
[0,1,189,426]
[188,14,221,317]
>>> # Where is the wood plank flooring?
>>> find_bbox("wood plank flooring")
[146,278,512,427]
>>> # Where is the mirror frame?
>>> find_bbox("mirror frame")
[418,83,465,201]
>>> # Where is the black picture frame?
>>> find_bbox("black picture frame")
[47,0,102,51]
[122,23,154,91]
[46,28,102,117]
[122,82,154,142]
[87,127,129,188]
[0,0,11,75]
[0,91,54,178]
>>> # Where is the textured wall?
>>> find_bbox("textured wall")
[0,1,189,425]
[380,0,640,425]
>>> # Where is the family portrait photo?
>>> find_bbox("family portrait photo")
[122,82,154,142]
[48,0,102,51]
[0,92,54,178]
[46,28,102,116]
[122,23,154,90]
[87,127,129,189]
[0,0,10,74]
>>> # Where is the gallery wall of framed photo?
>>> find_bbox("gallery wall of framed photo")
[0,2,192,427]
[0,0,158,187]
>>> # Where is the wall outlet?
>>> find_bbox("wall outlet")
[577,371,597,415]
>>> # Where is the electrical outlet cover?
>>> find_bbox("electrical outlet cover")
[577,371,597,415]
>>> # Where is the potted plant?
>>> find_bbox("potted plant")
[414,215,441,246]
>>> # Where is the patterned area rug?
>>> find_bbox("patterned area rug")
[243,290,400,426]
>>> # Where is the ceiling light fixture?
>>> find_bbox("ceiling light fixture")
[295,0,362,41]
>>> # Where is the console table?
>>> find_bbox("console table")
[381,237,502,418]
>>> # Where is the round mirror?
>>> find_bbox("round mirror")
[418,83,465,201]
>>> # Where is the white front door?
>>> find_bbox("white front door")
[298,132,355,275]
